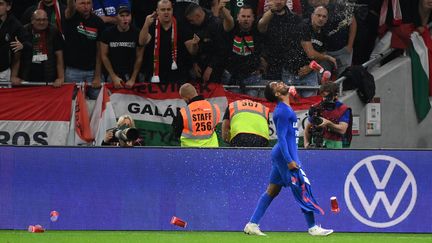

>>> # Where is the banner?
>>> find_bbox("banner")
[108,83,228,146]
[409,32,431,122]
[107,83,321,146]
[90,84,116,146]
[0,85,75,145]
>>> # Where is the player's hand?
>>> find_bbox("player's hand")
[288,161,299,171]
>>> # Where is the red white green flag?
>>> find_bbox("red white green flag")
[0,84,75,145]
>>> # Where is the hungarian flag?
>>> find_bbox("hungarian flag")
[420,28,432,96]
[67,89,94,145]
[408,32,431,122]
[90,84,117,146]
[0,84,75,145]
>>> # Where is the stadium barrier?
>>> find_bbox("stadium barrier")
[0,146,429,232]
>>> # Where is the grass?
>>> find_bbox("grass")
[0,231,431,243]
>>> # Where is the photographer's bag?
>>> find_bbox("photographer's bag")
[341,65,376,104]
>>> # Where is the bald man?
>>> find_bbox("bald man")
[19,9,65,86]
[172,83,221,147]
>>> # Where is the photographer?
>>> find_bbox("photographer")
[304,82,352,149]
[102,115,142,147]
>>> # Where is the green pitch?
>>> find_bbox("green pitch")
[1,231,431,243]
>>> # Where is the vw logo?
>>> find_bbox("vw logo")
[344,155,417,228]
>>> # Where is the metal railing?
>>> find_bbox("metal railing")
[224,47,395,97]
[0,48,395,93]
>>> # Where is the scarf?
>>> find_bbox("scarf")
[151,17,178,83]
[379,0,402,28]
[38,0,64,39]
[32,29,48,63]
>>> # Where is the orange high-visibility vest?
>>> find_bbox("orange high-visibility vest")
[180,99,220,140]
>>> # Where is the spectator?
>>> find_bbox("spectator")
[19,9,65,87]
[102,114,143,146]
[21,0,66,37]
[184,3,231,83]
[304,82,352,149]
[172,83,221,147]
[257,0,302,81]
[322,0,357,77]
[370,0,418,60]
[300,6,336,76]
[352,0,382,65]
[139,0,191,83]
[0,0,31,84]
[100,5,144,88]
[64,0,105,99]
[92,0,129,27]
[224,5,267,97]
[222,99,269,147]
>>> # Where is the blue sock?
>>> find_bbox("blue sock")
[250,193,274,223]
[303,210,316,228]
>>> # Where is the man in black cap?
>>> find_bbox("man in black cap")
[100,5,145,88]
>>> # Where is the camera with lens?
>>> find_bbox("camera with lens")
[107,125,139,146]
[307,93,336,148]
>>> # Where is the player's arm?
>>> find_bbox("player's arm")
[274,113,294,164]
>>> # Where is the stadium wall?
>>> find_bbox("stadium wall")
[340,56,432,148]
[0,146,429,232]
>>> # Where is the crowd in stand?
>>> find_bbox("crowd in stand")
[1,0,432,98]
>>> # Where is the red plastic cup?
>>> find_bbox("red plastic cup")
[330,196,340,213]
[50,210,59,222]
[309,60,324,73]
[288,85,297,97]
[321,71,332,83]
[28,225,45,233]
[170,216,187,228]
